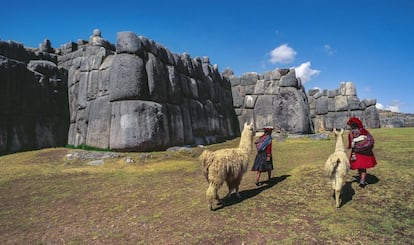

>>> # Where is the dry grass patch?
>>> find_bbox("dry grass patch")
[0,128,413,244]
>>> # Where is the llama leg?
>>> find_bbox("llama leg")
[335,189,341,208]
[231,181,241,199]
[227,181,242,199]
[334,178,344,208]
[225,186,234,198]
[235,186,241,199]
[206,182,223,210]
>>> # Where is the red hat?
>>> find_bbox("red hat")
[263,126,274,131]
[347,117,363,128]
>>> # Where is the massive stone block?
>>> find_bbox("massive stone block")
[85,96,112,149]
[110,101,170,151]
[34,116,66,149]
[116,31,143,55]
[165,104,185,146]
[109,53,149,101]
[316,95,329,114]
[146,52,169,102]
[166,65,183,104]
[180,100,194,144]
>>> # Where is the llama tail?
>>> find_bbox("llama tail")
[325,156,341,178]
[199,150,214,182]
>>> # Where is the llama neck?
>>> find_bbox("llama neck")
[239,139,252,153]
[238,129,253,153]
[335,135,345,152]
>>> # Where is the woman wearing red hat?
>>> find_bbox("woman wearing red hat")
[252,126,274,186]
[346,117,377,187]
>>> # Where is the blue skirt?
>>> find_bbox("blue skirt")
[251,151,273,172]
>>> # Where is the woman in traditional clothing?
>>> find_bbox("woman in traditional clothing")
[252,126,274,186]
[346,117,377,187]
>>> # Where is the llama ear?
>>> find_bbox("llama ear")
[340,128,344,134]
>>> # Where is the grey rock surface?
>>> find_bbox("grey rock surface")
[0,40,69,154]
[59,30,239,152]
[308,82,380,131]
[227,68,313,133]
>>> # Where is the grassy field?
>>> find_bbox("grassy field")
[0,128,413,244]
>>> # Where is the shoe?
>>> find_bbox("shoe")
[255,181,261,186]
[359,180,368,187]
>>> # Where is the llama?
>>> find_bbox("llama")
[199,122,255,210]
[324,128,350,208]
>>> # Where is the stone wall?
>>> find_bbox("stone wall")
[0,29,394,154]
[378,110,414,128]
[227,68,313,134]
[308,81,380,131]
[58,30,239,151]
[0,40,69,154]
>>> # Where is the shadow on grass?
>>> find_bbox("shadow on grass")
[213,175,291,211]
[350,173,380,185]
[336,174,379,208]
[340,181,355,207]
[366,174,379,185]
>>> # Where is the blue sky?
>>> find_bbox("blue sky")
[2,0,414,113]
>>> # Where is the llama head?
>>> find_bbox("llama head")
[241,122,255,140]
[333,128,344,136]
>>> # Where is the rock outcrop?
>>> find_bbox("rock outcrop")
[58,30,239,151]
[378,110,414,128]
[0,40,69,154]
[308,82,380,131]
[227,68,313,133]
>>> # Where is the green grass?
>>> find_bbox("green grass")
[0,128,413,244]
[65,144,111,152]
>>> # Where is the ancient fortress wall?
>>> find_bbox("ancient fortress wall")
[0,29,386,154]
[226,69,313,134]
[308,82,380,132]
[57,30,239,151]
[0,40,69,154]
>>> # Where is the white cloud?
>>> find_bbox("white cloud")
[387,105,400,112]
[269,44,297,64]
[324,44,335,56]
[376,103,384,110]
[294,62,320,83]
[376,102,400,112]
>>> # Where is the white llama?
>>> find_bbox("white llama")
[199,122,255,210]
[324,128,350,208]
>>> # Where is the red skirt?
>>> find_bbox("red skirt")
[350,152,377,170]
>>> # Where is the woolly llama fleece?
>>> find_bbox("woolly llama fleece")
[199,122,255,210]
[324,128,350,208]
